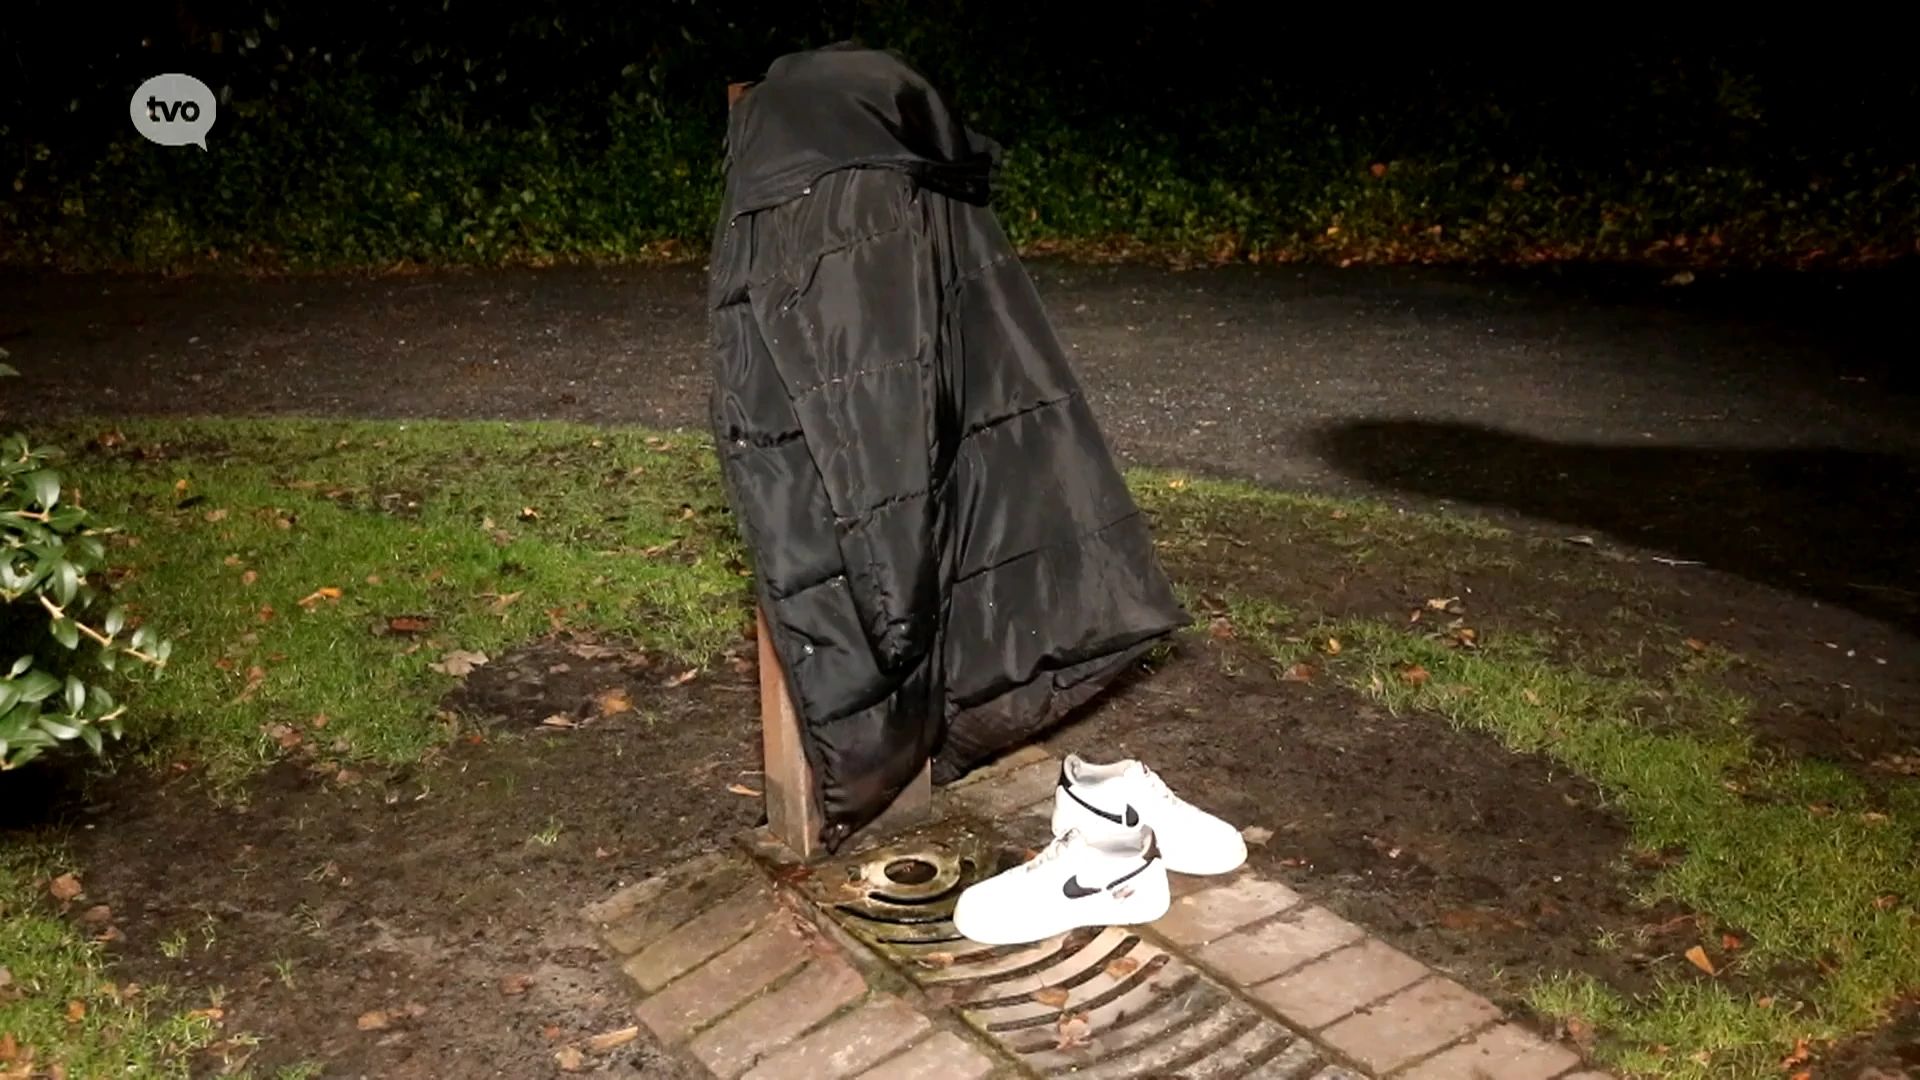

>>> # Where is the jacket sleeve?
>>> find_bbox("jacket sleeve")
[753,178,948,675]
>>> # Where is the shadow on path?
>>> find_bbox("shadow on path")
[1310,418,1920,636]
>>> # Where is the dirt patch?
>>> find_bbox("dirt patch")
[1815,1003,1920,1080]
[1042,636,1686,1015]
[41,635,766,1079]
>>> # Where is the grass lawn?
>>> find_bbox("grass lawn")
[2,417,1915,1079]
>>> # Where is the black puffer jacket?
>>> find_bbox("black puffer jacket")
[709,45,1189,851]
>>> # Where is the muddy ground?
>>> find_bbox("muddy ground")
[9,502,1911,1078]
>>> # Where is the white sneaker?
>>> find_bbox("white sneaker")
[1053,754,1248,877]
[952,826,1170,946]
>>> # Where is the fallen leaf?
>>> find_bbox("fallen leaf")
[1400,665,1431,686]
[66,999,86,1022]
[1873,893,1899,911]
[49,873,83,902]
[1105,956,1141,979]
[498,974,535,997]
[1684,945,1717,975]
[82,904,112,925]
[386,616,432,634]
[664,667,698,688]
[541,1025,564,1041]
[240,569,258,586]
[680,506,696,521]
[233,666,267,704]
[1207,616,1234,639]
[1522,688,1542,705]
[587,1026,640,1052]
[1030,986,1071,1009]
[1240,825,1274,846]
[1323,637,1342,655]
[1426,596,1460,610]
[297,586,343,608]
[429,650,490,677]
[554,1046,586,1072]
[594,847,612,859]
[1721,933,1743,951]
[204,508,229,522]
[356,1011,390,1030]
[594,688,633,716]
[1781,1038,1811,1069]
[1440,909,1502,931]
[1053,1012,1093,1051]
[489,590,524,615]
[1370,162,1387,177]
[1684,638,1707,652]
[1563,1015,1596,1052]
[916,952,957,969]
[518,507,540,521]
[727,784,762,797]
[540,715,580,729]
[731,656,756,675]
[1281,662,1314,682]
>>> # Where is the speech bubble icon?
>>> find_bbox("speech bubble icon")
[129,74,217,151]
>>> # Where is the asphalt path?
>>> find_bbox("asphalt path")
[4,259,1916,635]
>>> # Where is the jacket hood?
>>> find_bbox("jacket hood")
[723,44,1003,218]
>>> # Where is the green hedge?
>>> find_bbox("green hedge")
[3,4,1916,271]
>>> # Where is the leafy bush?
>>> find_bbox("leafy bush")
[0,362,172,769]
[1,2,1914,270]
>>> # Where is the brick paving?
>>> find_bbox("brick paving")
[584,748,1615,1079]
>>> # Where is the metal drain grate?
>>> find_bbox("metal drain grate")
[803,829,1324,1079]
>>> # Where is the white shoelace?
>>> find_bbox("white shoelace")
[1139,768,1193,812]
[1020,831,1080,873]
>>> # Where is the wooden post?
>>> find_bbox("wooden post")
[734,80,930,860]
[756,605,823,856]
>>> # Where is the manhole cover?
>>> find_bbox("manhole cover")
[798,822,1324,1079]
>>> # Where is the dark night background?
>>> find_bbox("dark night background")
[3,2,1916,269]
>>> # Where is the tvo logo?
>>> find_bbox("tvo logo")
[129,74,217,150]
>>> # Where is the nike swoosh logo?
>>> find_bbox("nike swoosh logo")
[1059,775,1141,827]
[1061,876,1101,899]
